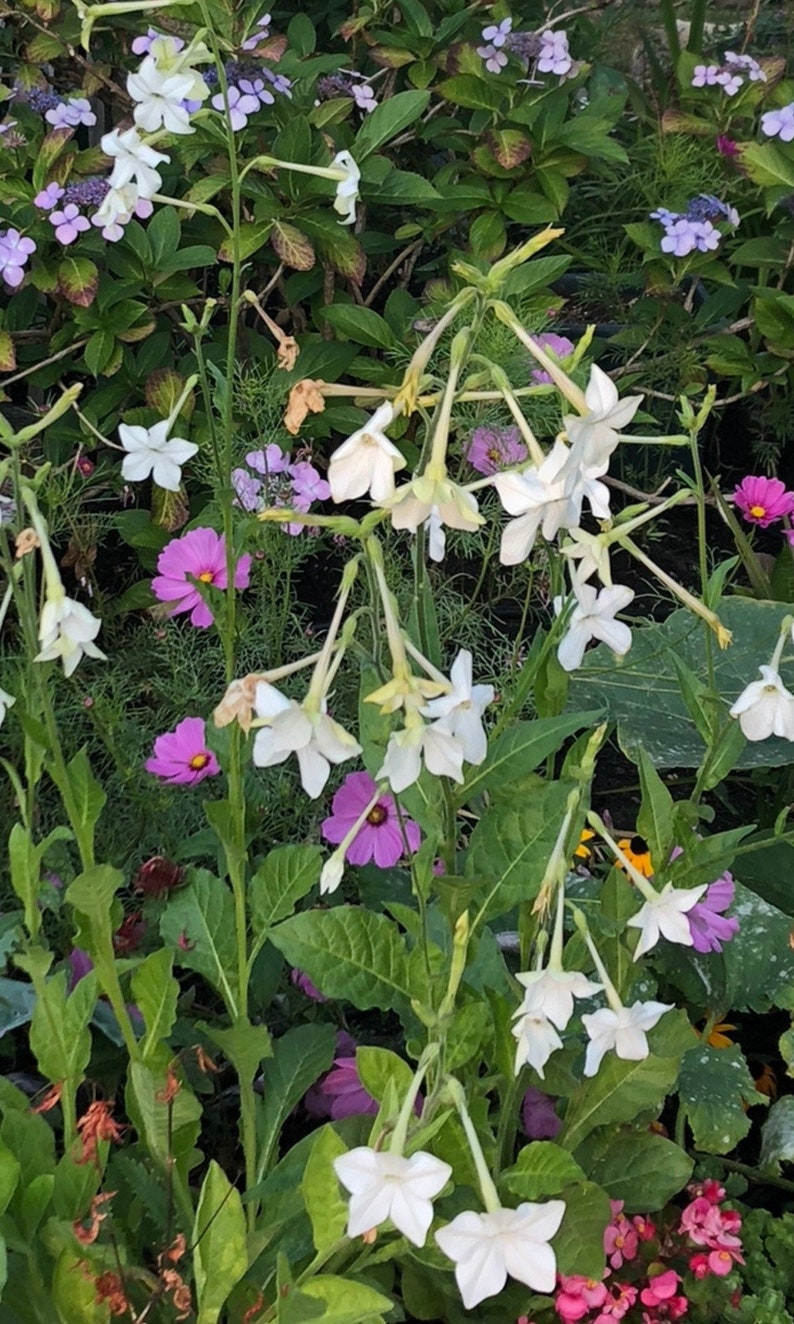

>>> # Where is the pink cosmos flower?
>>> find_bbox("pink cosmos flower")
[321,770,421,868]
[733,475,794,527]
[151,527,251,628]
[145,716,221,784]
[687,875,739,953]
[464,424,528,475]
[604,1201,638,1269]
[530,332,575,384]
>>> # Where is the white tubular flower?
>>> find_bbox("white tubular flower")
[511,1008,563,1078]
[333,1148,451,1247]
[252,681,362,799]
[384,473,484,545]
[331,150,360,225]
[119,421,198,491]
[101,127,169,198]
[581,1000,673,1077]
[0,687,15,727]
[626,881,707,960]
[563,365,643,470]
[556,580,634,672]
[422,649,493,766]
[90,184,140,240]
[435,1200,565,1308]
[494,439,578,565]
[562,527,613,586]
[730,665,794,741]
[377,715,465,794]
[127,57,195,134]
[35,596,106,677]
[328,402,405,503]
[516,968,603,1033]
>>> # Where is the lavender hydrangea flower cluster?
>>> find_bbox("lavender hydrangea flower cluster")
[232,443,329,535]
[0,228,35,288]
[650,194,739,258]
[691,50,766,97]
[201,59,292,129]
[477,20,573,79]
[13,84,96,128]
[316,72,378,114]
[34,177,111,246]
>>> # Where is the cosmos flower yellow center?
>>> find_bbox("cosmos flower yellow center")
[189,752,210,770]
[749,504,766,518]
[367,805,388,825]
[198,570,214,583]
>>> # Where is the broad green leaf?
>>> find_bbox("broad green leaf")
[57,256,98,307]
[760,1096,794,1172]
[553,1181,610,1280]
[160,870,238,1015]
[356,1046,413,1105]
[354,90,430,156]
[636,745,674,864]
[193,1161,248,1324]
[250,845,322,936]
[295,1275,392,1324]
[578,1130,692,1212]
[302,1125,348,1253]
[464,780,572,922]
[26,969,95,1089]
[257,1025,336,1175]
[132,949,178,1062]
[321,304,397,351]
[269,907,415,1015]
[202,1019,272,1085]
[0,1144,20,1217]
[437,74,502,111]
[502,1143,585,1200]
[126,1062,202,1174]
[51,1249,107,1324]
[738,140,794,191]
[679,1043,765,1154]
[458,713,600,802]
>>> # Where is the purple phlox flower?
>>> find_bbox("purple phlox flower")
[34,181,65,210]
[734,474,794,527]
[68,948,94,991]
[232,467,263,512]
[352,82,377,113]
[482,17,512,47]
[521,1086,562,1140]
[241,12,272,51]
[687,875,739,954]
[761,103,794,143]
[246,443,290,475]
[290,459,330,506]
[321,770,421,867]
[692,64,721,88]
[537,28,572,76]
[151,527,252,628]
[660,217,720,257]
[46,97,96,129]
[238,76,275,106]
[291,968,327,1002]
[145,715,221,784]
[49,203,91,245]
[211,85,261,130]
[478,43,509,73]
[0,228,35,288]
[529,332,575,384]
[465,424,528,475]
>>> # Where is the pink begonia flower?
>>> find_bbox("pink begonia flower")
[321,770,421,867]
[145,716,221,784]
[290,968,326,1001]
[689,1252,710,1279]
[604,1200,638,1269]
[530,333,575,384]
[464,424,528,475]
[633,1215,656,1241]
[592,1283,637,1323]
[639,1269,681,1308]
[733,475,794,527]
[49,204,91,245]
[521,1086,561,1140]
[555,1275,608,1322]
[151,527,251,628]
[708,1248,736,1276]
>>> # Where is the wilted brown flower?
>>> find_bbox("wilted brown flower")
[112,911,145,956]
[73,1190,115,1245]
[163,1233,187,1265]
[32,1082,63,1114]
[213,673,262,732]
[243,1293,267,1323]
[155,1065,181,1105]
[75,1100,124,1166]
[161,1268,192,1320]
[133,855,186,898]
[92,1269,130,1317]
[14,527,40,558]
[284,378,325,435]
[194,1045,219,1075]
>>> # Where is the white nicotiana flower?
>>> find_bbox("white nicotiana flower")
[421,649,493,766]
[424,505,446,562]
[563,365,643,471]
[556,579,634,672]
[511,1008,563,1078]
[435,1200,566,1309]
[0,687,15,727]
[119,421,198,492]
[516,967,603,1032]
[35,596,106,678]
[384,473,484,546]
[581,1000,673,1077]
[377,714,465,794]
[327,401,405,503]
[494,439,578,566]
[626,880,707,959]
[252,680,362,799]
[331,150,361,225]
[561,527,613,586]
[127,57,195,134]
[101,127,169,199]
[334,1147,451,1246]
[90,183,141,240]
[729,665,794,741]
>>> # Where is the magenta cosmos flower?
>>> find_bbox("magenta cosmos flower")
[529,332,575,384]
[151,527,251,628]
[321,770,420,867]
[145,716,220,784]
[734,475,794,528]
[687,875,739,954]
[464,424,528,476]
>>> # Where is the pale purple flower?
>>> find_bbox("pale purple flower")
[212,85,261,130]
[151,527,252,628]
[232,467,262,512]
[715,70,743,96]
[321,770,421,867]
[660,217,720,257]
[241,12,271,51]
[521,1087,561,1140]
[465,425,528,475]
[268,72,293,97]
[725,50,765,82]
[352,83,377,113]
[131,27,183,55]
[49,204,91,245]
[246,443,290,476]
[482,17,512,47]
[761,104,794,143]
[478,44,509,74]
[145,716,221,784]
[46,97,96,129]
[692,64,721,88]
[530,333,575,384]
[0,228,35,288]
[290,460,330,506]
[0,119,17,135]
[687,876,739,954]
[537,29,572,76]
[34,181,65,210]
[239,76,275,106]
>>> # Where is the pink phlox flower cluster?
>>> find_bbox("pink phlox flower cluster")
[321,770,421,868]
[233,443,329,534]
[151,527,251,628]
[734,474,794,528]
[465,424,528,475]
[0,228,35,288]
[639,1268,688,1322]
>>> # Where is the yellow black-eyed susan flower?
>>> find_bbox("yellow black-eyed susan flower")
[616,834,654,879]
[753,1063,778,1100]
[704,1021,737,1049]
[574,828,596,860]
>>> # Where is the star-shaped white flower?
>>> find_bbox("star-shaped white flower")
[626,881,707,959]
[101,127,169,199]
[564,365,643,472]
[252,681,361,798]
[331,150,360,225]
[516,968,603,1032]
[435,1200,566,1308]
[119,421,198,492]
[377,716,465,793]
[127,57,195,135]
[328,402,405,503]
[383,473,484,543]
[35,596,106,678]
[333,1147,451,1247]
[730,665,794,742]
[422,649,494,766]
[556,579,634,672]
[494,439,579,565]
[511,1008,563,1078]
[561,527,613,586]
[0,686,15,727]
[581,1000,673,1077]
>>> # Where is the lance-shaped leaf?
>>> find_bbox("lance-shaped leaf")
[132,950,179,1063]
[193,1161,248,1324]
[160,870,239,1016]
[256,1024,336,1177]
[302,1125,348,1254]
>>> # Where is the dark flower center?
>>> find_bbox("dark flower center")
[367,805,388,826]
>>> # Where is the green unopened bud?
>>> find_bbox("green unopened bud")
[15,384,83,445]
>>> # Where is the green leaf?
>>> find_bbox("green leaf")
[437,75,502,111]
[354,90,430,157]
[256,1025,336,1175]
[553,1181,610,1280]
[64,748,106,841]
[368,169,441,204]
[126,1062,202,1172]
[0,1144,20,1218]
[286,13,316,56]
[293,1275,392,1324]
[578,1130,693,1212]
[26,969,95,1089]
[302,1125,348,1253]
[271,220,316,271]
[464,780,573,922]
[193,1161,248,1324]
[636,745,674,864]
[132,949,178,1062]
[738,141,794,191]
[160,870,239,1015]
[148,206,181,267]
[502,1142,585,1200]
[269,907,415,1015]
[321,304,397,350]
[250,845,322,937]
[202,1019,272,1086]
[459,713,600,802]
[356,1046,413,1105]
[760,1096,794,1173]
[9,823,72,940]
[679,1043,766,1153]
[57,256,98,308]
